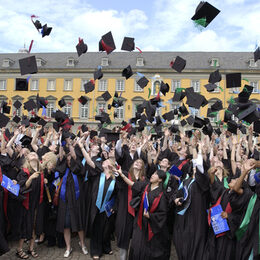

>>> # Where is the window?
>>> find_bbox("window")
[36,58,45,67]
[189,107,200,117]
[136,57,144,66]
[250,81,259,93]
[171,103,181,110]
[101,57,109,66]
[116,80,125,91]
[212,82,220,93]
[191,80,200,92]
[63,103,72,117]
[81,79,89,91]
[210,58,219,67]
[80,104,88,118]
[134,81,143,92]
[67,58,75,67]
[152,80,161,96]
[98,80,107,91]
[115,106,124,119]
[0,80,6,90]
[30,80,38,91]
[249,59,257,68]
[64,79,73,91]
[229,87,240,93]
[2,59,13,68]
[97,102,106,115]
[47,80,56,91]
[171,80,181,92]
[46,102,55,117]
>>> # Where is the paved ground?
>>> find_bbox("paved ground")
[1,236,178,259]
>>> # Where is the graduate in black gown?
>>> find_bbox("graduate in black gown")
[126,169,169,260]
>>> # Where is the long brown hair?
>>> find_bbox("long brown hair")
[128,159,146,182]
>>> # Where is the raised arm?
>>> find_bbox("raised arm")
[231,136,238,175]
[31,125,42,152]
[77,136,95,169]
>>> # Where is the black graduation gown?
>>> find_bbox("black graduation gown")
[172,158,193,180]
[17,168,45,239]
[56,157,84,233]
[172,168,209,260]
[128,182,169,260]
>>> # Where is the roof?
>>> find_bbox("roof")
[0,51,258,72]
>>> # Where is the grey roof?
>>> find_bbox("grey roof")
[0,51,259,72]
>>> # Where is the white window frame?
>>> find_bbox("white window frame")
[171,80,181,92]
[152,80,161,96]
[191,80,200,92]
[97,102,106,115]
[2,59,13,68]
[30,79,39,91]
[80,103,89,119]
[63,103,72,117]
[250,81,259,93]
[46,101,55,118]
[210,58,219,67]
[136,57,144,66]
[190,107,200,117]
[229,87,240,93]
[212,82,220,93]
[134,81,144,92]
[47,79,56,91]
[64,79,73,91]
[98,80,107,91]
[116,79,125,91]
[0,80,6,90]
[171,102,181,111]
[101,57,109,66]
[115,105,124,120]
[249,59,257,68]
[67,58,75,67]
[81,79,89,91]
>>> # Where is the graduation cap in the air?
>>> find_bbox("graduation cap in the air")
[179,104,189,116]
[172,90,186,102]
[52,110,68,124]
[1,101,11,114]
[186,115,195,125]
[226,73,241,88]
[193,116,206,128]
[227,120,238,134]
[186,91,206,109]
[84,80,95,93]
[243,110,260,124]
[170,56,186,73]
[29,115,41,124]
[137,76,149,89]
[15,79,28,91]
[145,101,156,123]
[58,98,66,108]
[76,39,88,57]
[101,91,112,101]
[237,103,257,121]
[202,123,213,137]
[36,95,48,109]
[33,19,42,30]
[254,47,260,62]
[94,68,103,80]
[209,69,222,84]
[162,111,175,121]
[38,118,47,127]
[13,115,21,124]
[41,24,52,37]
[19,56,38,76]
[169,124,179,134]
[160,81,170,96]
[211,100,223,112]
[20,135,32,147]
[180,119,187,127]
[191,1,220,28]
[24,99,37,112]
[122,65,133,80]
[13,100,22,110]
[0,113,10,127]
[78,96,88,105]
[99,31,116,54]
[21,116,30,127]
[121,37,135,51]
[204,83,218,92]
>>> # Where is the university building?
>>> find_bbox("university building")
[0,51,259,129]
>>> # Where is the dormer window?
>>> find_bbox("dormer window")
[2,58,14,68]
[210,58,219,67]
[67,58,75,67]
[101,57,109,66]
[136,57,144,66]
[249,59,257,68]
[36,58,45,67]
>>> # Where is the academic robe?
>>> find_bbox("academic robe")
[171,157,193,180]
[56,157,84,233]
[172,167,209,260]
[128,182,169,260]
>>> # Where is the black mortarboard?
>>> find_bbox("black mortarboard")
[179,104,189,116]
[90,130,98,139]
[204,83,218,92]
[227,120,238,134]
[185,130,193,138]
[193,116,205,128]
[38,118,47,127]
[136,104,144,114]
[84,80,95,93]
[15,78,28,91]
[215,128,221,136]
[0,113,9,127]
[226,73,241,88]
[237,104,256,121]
[172,90,186,102]
[99,31,116,54]
[20,135,32,147]
[36,95,48,109]
[2,102,11,114]
[137,76,149,89]
[19,56,38,75]
[21,116,30,127]
[53,122,59,132]
[209,69,222,84]
[122,65,133,80]
[160,81,170,96]
[106,132,120,142]
[186,115,195,125]
[121,37,135,51]
[186,92,205,109]
[81,124,88,133]
[169,124,179,133]
[155,116,162,126]
[33,19,42,30]
[174,108,178,115]
[13,115,21,124]
[227,103,238,113]
[171,56,186,73]
[224,110,232,122]
[78,96,88,105]
[181,119,187,127]
[24,99,37,111]
[254,47,260,62]
[162,111,175,121]
[175,135,181,142]
[191,1,220,27]
[94,68,103,80]
[243,110,260,124]
[202,123,213,137]
[41,24,52,37]
[58,98,66,108]
[254,121,260,133]
[101,91,112,101]
[145,101,156,123]
[29,115,41,123]
[211,100,223,112]
[13,100,22,109]
[76,40,88,57]
[239,124,247,134]
[53,110,68,123]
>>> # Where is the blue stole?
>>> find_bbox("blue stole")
[60,168,80,202]
[96,173,115,213]
[82,158,88,182]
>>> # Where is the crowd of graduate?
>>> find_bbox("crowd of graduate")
[0,119,260,260]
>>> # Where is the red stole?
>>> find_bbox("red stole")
[137,185,163,241]
[208,192,232,238]
[178,159,189,171]
[22,168,44,210]
[128,173,135,217]
[0,167,8,220]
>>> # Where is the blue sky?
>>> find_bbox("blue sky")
[0,0,259,53]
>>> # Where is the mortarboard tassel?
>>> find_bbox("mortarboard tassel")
[148,88,151,99]
[176,87,185,93]
[28,40,34,53]
[242,78,249,83]
[219,86,223,92]
[136,47,142,53]
[229,96,235,104]
[209,111,218,117]
[193,17,207,30]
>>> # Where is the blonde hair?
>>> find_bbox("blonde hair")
[23,158,42,174]
[41,152,57,170]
